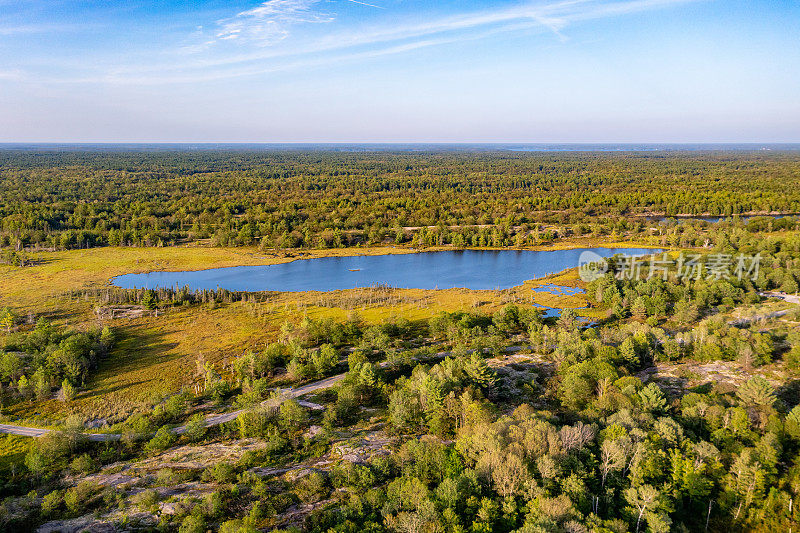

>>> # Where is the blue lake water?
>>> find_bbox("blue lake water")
[532,283,585,296]
[111,248,657,292]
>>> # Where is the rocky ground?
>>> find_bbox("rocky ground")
[637,360,787,396]
[36,426,399,533]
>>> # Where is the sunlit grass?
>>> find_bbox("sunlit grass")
[0,434,31,473]
[1,242,633,422]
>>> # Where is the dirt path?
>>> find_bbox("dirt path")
[727,292,799,326]
[0,373,348,441]
[0,346,526,441]
[0,424,50,438]
[0,422,122,442]
[760,291,800,304]
[728,309,790,326]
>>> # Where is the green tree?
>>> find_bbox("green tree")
[0,307,16,333]
[100,326,115,350]
[279,399,308,430]
[32,368,50,400]
[17,374,32,399]
[141,289,158,310]
[599,440,625,488]
[145,426,176,454]
[638,383,667,413]
[60,378,76,402]
[620,337,639,366]
[736,377,776,408]
[785,404,800,440]
[464,353,495,388]
[624,484,662,533]
[310,343,339,377]
[632,296,648,320]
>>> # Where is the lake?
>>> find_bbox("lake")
[111,248,657,292]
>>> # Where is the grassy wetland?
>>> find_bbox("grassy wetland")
[1,244,596,422]
[1,150,800,532]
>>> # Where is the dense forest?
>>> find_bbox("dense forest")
[1,218,800,532]
[1,150,799,250]
[2,150,800,532]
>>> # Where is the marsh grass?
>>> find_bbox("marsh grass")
[1,244,606,422]
[0,434,31,473]
[314,285,429,310]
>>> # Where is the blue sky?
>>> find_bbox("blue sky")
[1,0,798,142]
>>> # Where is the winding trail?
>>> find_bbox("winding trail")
[727,292,800,326]
[759,291,800,305]
[0,345,514,442]
[0,373,347,442]
[172,373,346,435]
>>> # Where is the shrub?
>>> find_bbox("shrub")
[219,519,259,533]
[182,414,207,442]
[154,392,189,423]
[203,490,227,519]
[237,407,275,438]
[122,413,156,443]
[294,471,330,502]
[70,453,98,475]
[205,462,237,484]
[132,489,160,512]
[155,468,193,486]
[237,449,269,469]
[263,433,289,457]
[145,426,177,455]
[64,481,99,515]
[40,490,63,517]
[209,380,232,404]
[179,515,207,533]
[331,462,376,491]
[310,344,339,377]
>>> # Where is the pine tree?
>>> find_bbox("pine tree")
[632,296,648,320]
[60,378,76,402]
[141,289,158,310]
[0,307,16,333]
[620,337,639,365]
[464,353,495,388]
[638,383,667,413]
[736,377,776,408]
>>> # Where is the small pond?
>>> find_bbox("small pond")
[111,248,658,292]
[532,283,585,296]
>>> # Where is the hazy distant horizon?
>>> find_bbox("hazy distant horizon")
[2,143,800,153]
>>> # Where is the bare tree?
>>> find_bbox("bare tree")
[600,440,625,488]
[625,484,660,533]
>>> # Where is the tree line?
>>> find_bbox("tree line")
[2,150,799,250]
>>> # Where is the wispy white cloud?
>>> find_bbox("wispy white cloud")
[166,0,618,69]
[177,0,694,69]
[78,20,549,85]
[0,22,91,35]
[214,0,333,46]
[26,0,700,85]
[345,0,386,9]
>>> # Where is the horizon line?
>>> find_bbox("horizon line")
[2,141,800,146]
